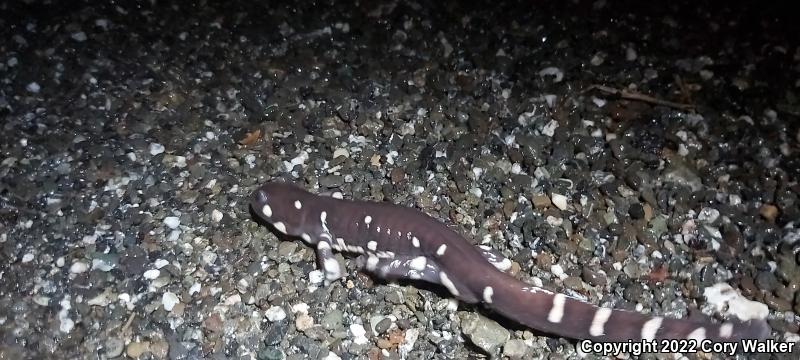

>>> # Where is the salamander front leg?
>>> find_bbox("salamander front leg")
[316,241,343,285]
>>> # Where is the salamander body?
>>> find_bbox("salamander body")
[251,182,770,343]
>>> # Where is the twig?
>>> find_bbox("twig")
[584,84,696,111]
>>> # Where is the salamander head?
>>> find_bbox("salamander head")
[251,182,312,238]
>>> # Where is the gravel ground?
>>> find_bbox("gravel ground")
[1,1,799,359]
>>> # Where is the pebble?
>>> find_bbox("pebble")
[143,269,161,280]
[104,337,124,358]
[503,339,530,359]
[163,216,181,229]
[349,324,369,345]
[162,291,179,311]
[211,209,224,222]
[69,261,89,274]
[295,314,314,332]
[149,143,165,155]
[265,306,287,321]
[126,341,150,358]
[550,193,568,210]
[459,312,510,356]
[703,283,769,320]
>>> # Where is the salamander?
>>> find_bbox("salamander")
[250,182,770,343]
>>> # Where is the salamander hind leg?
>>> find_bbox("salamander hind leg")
[355,254,479,303]
[477,245,512,272]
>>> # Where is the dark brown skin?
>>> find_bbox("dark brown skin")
[251,182,771,343]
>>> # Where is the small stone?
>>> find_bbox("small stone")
[70,261,89,274]
[459,312,510,356]
[162,291,179,311]
[349,324,368,345]
[149,143,165,155]
[390,167,406,184]
[21,253,34,263]
[332,148,350,159]
[503,339,530,359]
[211,209,224,222]
[143,269,160,280]
[296,314,314,332]
[104,338,125,358]
[71,31,87,42]
[149,340,169,359]
[759,204,779,222]
[531,194,551,209]
[26,82,41,93]
[265,306,287,321]
[126,341,150,358]
[277,242,299,258]
[163,216,180,229]
[551,193,568,210]
[629,203,645,219]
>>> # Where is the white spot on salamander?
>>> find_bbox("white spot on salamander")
[547,294,566,323]
[589,307,613,337]
[483,286,494,303]
[323,257,341,281]
[719,323,734,338]
[409,256,427,271]
[491,258,512,272]
[317,241,330,250]
[367,241,377,251]
[301,233,311,242]
[294,200,302,209]
[641,317,663,341]
[439,272,459,296]
[366,256,379,271]
[436,244,447,256]
[412,236,420,248]
[273,222,287,234]
[687,327,706,342]
[364,215,372,225]
[376,251,395,258]
[262,204,272,217]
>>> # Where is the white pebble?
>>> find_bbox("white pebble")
[292,303,310,314]
[295,314,314,331]
[551,193,568,210]
[163,216,180,229]
[265,306,287,321]
[154,259,169,269]
[143,269,160,280]
[70,261,89,274]
[149,143,165,155]
[308,270,325,284]
[332,148,350,159]
[162,291,179,311]
[189,283,201,295]
[550,264,568,280]
[211,209,223,222]
[71,31,87,42]
[704,283,769,321]
[21,253,34,263]
[26,82,41,93]
[349,323,369,345]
